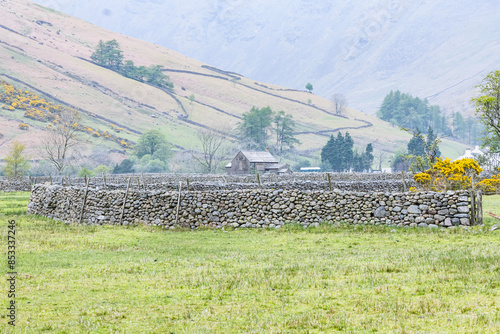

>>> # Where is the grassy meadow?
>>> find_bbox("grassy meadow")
[1,192,500,333]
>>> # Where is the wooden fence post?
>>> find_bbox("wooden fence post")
[175,181,182,226]
[119,177,132,225]
[103,174,107,188]
[78,178,90,224]
[476,191,483,225]
[256,172,261,189]
[401,171,406,192]
[470,190,476,226]
[327,173,332,191]
[49,174,53,185]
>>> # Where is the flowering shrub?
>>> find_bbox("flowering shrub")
[477,167,500,192]
[0,79,62,112]
[413,157,482,191]
[1,79,134,149]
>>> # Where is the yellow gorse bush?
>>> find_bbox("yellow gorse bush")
[413,157,482,191]
[1,79,134,149]
[0,79,62,112]
[477,166,500,192]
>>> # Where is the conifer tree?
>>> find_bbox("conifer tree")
[91,39,124,70]
[426,126,441,162]
[407,130,426,157]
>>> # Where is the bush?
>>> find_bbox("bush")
[78,167,95,178]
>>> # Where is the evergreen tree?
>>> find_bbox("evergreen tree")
[426,126,441,162]
[342,132,354,171]
[321,132,374,172]
[113,159,134,174]
[320,134,337,171]
[407,130,426,157]
[452,112,467,139]
[144,65,173,89]
[363,143,374,170]
[121,60,144,81]
[91,39,123,70]
[352,150,364,172]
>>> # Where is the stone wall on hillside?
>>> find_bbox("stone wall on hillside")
[28,185,472,229]
[0,179,31,192]
[2,172,416,193]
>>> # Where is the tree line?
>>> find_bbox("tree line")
[91,39,173,90]
[5,70,500,177]
[377,90,483,145]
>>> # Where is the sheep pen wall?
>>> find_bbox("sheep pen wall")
[27,184,474,229]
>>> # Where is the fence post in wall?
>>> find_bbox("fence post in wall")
[78,177,90,224]
[175,181,182,227]
[186,178,190,192]
[476,191,483,225]
[256,172,261,190]
[327,173,332,191]
[49,174,53,185]
[401,171,407,192]
[119,177,132,226]
[103,174,107,189]
[470,189,476,226]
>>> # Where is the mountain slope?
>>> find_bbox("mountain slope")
[0,0,466,164]
[31,0,500,115]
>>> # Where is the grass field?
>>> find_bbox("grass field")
[1,192,500,333]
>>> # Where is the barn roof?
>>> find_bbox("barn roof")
[240,151,278,163]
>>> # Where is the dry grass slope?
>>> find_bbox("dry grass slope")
[0,0,467,161]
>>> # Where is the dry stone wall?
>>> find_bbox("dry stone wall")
[28,184,472,229]
[2,172,416,193]
[0,178,31,192]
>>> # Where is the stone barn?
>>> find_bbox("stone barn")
[226,150,290,175]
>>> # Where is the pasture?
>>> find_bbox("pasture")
[1,192,500,333]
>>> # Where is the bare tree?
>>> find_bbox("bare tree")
[191,125,233,173]
[41,108,81,174]
[331,93,348,115]
[374,149,389,171]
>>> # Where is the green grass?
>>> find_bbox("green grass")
[1,192,500,333]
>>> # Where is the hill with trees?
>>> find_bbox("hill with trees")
[0,0,469,173]
[31,0,500,115]
[377,90,484,145]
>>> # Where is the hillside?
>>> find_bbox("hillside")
[0,0,467,167]
[32,0,500,115]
